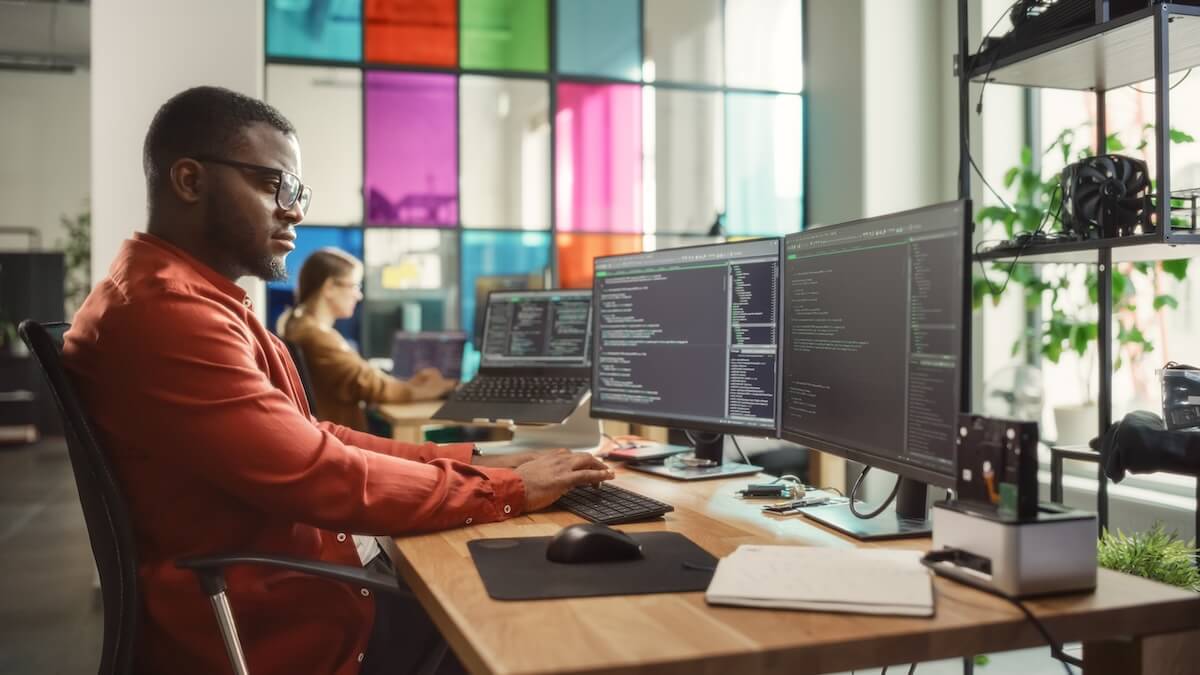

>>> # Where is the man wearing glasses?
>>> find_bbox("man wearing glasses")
[63,86,612,675]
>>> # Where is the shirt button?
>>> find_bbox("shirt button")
[465,517,473,525]
[336,533,347,542]
[503,505,512,514]
[360,588,370,597]
[358,653,365,663]
[242,296,252,309]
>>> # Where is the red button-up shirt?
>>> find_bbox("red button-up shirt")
[63,232,526,675]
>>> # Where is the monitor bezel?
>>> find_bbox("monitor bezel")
[589,237,783,438]
[478,288,594,374]
[778,199,971,490]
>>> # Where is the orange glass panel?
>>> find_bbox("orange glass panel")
[556,233,642,289]
[365,0,457,67]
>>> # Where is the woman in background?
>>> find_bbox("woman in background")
[278,247,456,431]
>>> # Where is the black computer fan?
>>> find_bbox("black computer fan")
[1060,154,1151,239]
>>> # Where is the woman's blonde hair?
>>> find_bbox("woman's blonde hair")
[295,247,362,305]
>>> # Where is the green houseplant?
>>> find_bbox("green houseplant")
[974,125,1193,439]
[59,202,91,318]
[1098,524,1200,591]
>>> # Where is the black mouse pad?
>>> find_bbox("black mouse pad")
[468,531,717,601]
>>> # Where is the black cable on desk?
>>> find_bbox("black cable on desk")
[921,549,1077,675]
[848,465,902,520]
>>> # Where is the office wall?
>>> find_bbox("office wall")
[0,69,89,251]
[90,0,264,306]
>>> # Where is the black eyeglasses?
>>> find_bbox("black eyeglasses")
[193,155,313,215]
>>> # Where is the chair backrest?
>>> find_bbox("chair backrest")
[19,320,139,675]
[283,339,319,417]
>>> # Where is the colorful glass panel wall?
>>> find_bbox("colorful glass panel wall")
[726,93,803,235]
[267,0,362,62]
[556,0,640,80]
[267,225,365,344]
[555,82,642,233]
[365,72,458,227]
[460,76,551,230]
[365,0,457,66]
[643,0,722,85]
[266,65,363,226]
[461,0,548,72]
[556,233,642,289]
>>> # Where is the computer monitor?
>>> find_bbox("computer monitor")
[592,238,781,479]
[780,200,970,540]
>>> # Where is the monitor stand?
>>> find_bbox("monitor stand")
[625,431,761,481]
[476,399,603,455]
[801,478,931,541]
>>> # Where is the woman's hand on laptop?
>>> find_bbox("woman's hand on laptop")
[514,451,615,511]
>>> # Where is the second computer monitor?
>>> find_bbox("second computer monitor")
[592,238,781,437]
[780,200,969,538]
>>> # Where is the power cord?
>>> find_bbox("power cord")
[847,466,902,520]
[729,435,753,465]
[975,184,1064,299]
[1129,67,1192,94]
[921,549,1078,675]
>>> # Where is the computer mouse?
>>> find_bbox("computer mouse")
[545,523,644,564]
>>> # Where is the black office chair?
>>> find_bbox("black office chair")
[19,320,441,675]
[282,338,319,417]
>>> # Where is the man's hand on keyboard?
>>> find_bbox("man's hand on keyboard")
[472,448,566,469]
[514,451,615,511]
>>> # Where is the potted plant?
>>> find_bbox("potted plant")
[1098,524,1200,591]
[59,202,91,318]
[974,125,1193,443]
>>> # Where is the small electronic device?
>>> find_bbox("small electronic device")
[955,414,1039,521]
[607,442,690,462]
[931,501,1097,597]
[739,483,797,499]
[1160,362,1200,431]
[545,523,645,564]
[761,493,837,514]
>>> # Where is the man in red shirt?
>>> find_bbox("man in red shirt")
[64,86,613,675]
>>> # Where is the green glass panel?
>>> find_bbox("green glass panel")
[461,0,549,72]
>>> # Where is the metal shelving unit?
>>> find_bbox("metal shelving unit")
[957,1,1200,530]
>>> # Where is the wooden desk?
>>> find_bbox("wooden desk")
[374,402,512,444]
[393,465,1200,675]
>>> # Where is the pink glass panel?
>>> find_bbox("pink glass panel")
[365,71,458,227]
[554,82,642,233]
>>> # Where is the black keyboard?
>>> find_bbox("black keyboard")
[555,483,674,525]
[454,375,588,404]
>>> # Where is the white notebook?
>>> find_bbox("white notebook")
[705,545,934,617]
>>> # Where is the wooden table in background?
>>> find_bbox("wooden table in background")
[393,465,1200,675]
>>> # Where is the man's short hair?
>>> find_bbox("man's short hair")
[143,86,295,198]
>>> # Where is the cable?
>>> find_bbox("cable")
[968,154,1015,214]
[1129,68,1192,94]
[974,0,1025,116]
[975,184,1063,299]
[908,664,917,675]
[847,466,902,520]
[921,550,1075,675]
[729,435,752,465]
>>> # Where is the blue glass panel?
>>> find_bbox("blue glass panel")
[556,0,640,80]
[725,93,803,235]
[459,230,552,379]
[267,225,365,345]
[267,0,363,62]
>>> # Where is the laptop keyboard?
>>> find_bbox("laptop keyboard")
[555,483,674,525]
[454,376,588,404]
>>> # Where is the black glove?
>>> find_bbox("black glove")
[1090,410,1200,482]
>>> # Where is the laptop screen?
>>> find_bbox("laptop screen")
[480,290,593,369]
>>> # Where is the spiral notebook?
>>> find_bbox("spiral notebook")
[705,545,935,617]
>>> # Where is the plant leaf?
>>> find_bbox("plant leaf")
[1107,133,1125,152]
[1169,128,1196,144]
[1162,259,1189,281]
[1154,295,1179,311]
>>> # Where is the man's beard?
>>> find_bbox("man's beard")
[204,194,288,282]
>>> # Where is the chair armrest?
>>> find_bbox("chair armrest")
[177,554,411,600]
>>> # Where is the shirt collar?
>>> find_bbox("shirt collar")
[133,232,254,310]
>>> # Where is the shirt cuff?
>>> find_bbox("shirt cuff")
[436,442,476,465]
[475,466,527,518]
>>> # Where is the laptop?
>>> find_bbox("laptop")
[433,289,593,425]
